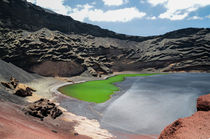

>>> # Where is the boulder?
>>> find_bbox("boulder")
[1,81,13,89]
[10,77,19,88]
[197,94,210,111]
[1,77,36,97]
[24,98,63,120]
[14,83,35,97]
[1,77,19,89]
[15,87,33,97]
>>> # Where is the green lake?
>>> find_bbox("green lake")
[58,73,162,103]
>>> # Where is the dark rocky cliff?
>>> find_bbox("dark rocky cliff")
[0,0,210,77]
[0,0,149,41]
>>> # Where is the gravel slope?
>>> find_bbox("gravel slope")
[0,60,113,139]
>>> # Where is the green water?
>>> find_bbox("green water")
[58,73,162,103]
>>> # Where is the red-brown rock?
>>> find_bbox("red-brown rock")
[159,93,210,139]
[159,111,210,139]
[197,94,210,111]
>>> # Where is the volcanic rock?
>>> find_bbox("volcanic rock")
[15,87,32,97]
[1,77,19,89]
[197,94,210,111]
[159,93,210,139]
[24,98,63,120]
[10,77,19,88]
[0,0,210,77]
[159,111,210,139]
[1,77,36,97]
[1,81,13,89]
[14,83,35,97]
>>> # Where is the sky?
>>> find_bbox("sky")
[26,0,210,36]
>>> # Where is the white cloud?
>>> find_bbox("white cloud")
[147,0,210,20]
[206,15,210,18]
[27,0,71,15]
[70,4,93,22]
[147,0,167,6]
[147,16,157,20]
[70,5,146,22]
[27,0,145,22]
[102,0,129,6]
[188,16,203,20]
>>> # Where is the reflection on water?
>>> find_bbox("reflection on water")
[101,73,210,134]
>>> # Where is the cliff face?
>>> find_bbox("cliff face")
[0,0,147,41]
[0,0,210,77]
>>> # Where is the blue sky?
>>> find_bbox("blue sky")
[27,0,210,36]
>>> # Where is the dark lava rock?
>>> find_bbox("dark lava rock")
[0,0,210,77]
[15,87,33,97]
[1,81,14,89]
[51,130,58,133]
[14,84,36,97]
[1,77,35,97]
[10,77,19,88]
[1,77,19,89]
[74,133,79,136]
[24,98,63,120]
